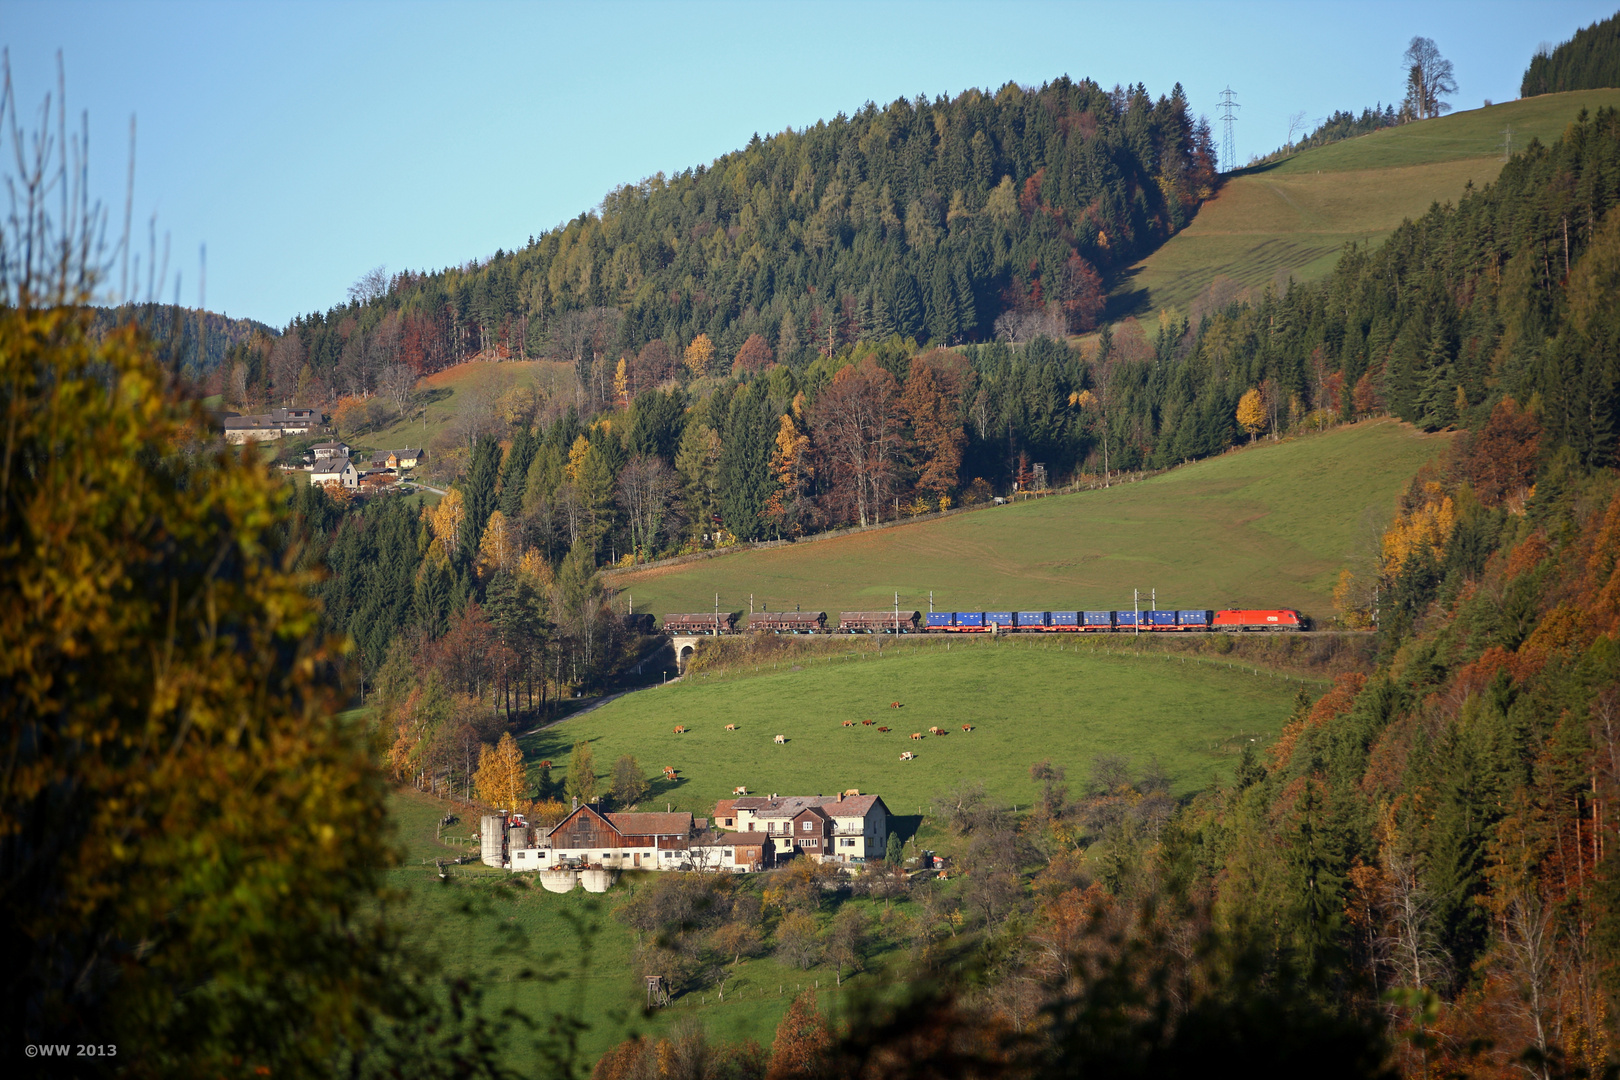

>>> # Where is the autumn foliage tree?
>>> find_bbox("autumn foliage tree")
[0,303,400,1069]
[1236,387,1266,441]
[764,991,832,1080]
[474,732,528,809]
[732,332,776,375]
[684,332,715,378]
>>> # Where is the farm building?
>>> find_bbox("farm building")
[495,804,776,874]
[724,793,891,865]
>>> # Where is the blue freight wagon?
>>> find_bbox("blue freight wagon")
[1177,609,1212,630]
[986,611,1015,630]
[1081,610,1114,630]
[954,612,987,631]
[1113,610,1142,628]
[1050,611,1081,629]
[1015,611,1049,630]
[1147,610,1178,629]
[926,612,954,630]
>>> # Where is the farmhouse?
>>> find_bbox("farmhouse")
[725,792,891,865]
[366,447,425,472]
[221,407,320,444]
[309,454,359,489]
[501,804,776,873]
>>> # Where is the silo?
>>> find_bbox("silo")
[480,815,506,867]
[508,825,528,855]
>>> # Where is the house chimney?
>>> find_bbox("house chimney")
[572,796,578,811]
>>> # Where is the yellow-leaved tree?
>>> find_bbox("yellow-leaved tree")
[1236,387,1266,442]
[427,486,466,557]
[613,355,630,406]
[477,507,517,577]
[474,732,528,809]
[0,300,403,1069]
[683,332,714,378]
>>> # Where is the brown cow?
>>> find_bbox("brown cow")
[929,726,944,735]
[673,725,688,734]
[663,766,677,779]
[725,724,737,731]
[890,702,903,708]
[962,724,974,732]
[910,732,924,740]
[842,720,855,727]
[877,726,890,732]
[733,785,748,795]
[862,719,875,726]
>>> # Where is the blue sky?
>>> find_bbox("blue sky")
[6,0,1614,327]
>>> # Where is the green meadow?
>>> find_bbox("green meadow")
[609,418,1448,621]
[1117,89,1620,315]
[525,635,1311,816]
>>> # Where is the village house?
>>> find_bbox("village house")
[367,447,425,472]
[309,454,359,489]
[725,792,891,865]
[221,407,320,444]
[311,440,349,459]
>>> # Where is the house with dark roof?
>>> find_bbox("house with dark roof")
[724,792,891,865]
[221,407,320,444]
[309,454,358,489]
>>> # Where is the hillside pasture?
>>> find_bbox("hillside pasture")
[1116,89,1620,315]
[345,358,575,462]
[609,419,1447,621]
[525,634,1310,816]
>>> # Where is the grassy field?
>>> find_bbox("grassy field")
[1115,89,1620,316]
[609,419,1447,621]
[525,634,1311,816]
[346,358,576,462]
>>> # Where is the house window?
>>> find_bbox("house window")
[802,820,812,832]
[841,838,856,847]
[724,849,734,857]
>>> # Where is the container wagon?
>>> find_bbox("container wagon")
[1015,611,1050,631]
[838,610,921,633]
[1112,610,1142,629]
[986,612,1015,631]
[1049,611,1081,631]
[1146,610,1178,630]
[1212,609,1306,632]
[1080,611,1114,631]
[1176,609,1213,631]
[749,610,827,633]
[931,611,987,633]
[662,612,741,635]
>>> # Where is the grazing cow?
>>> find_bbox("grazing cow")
[890,702,903,708]
[929,726,944,735]
[539,760,552,768]
[733,786,748,795]
[910,732,924,740]
[877,726,891,732]
[774,734,787,744]
[862,719,875,726]
[663,766,677,780]
[899,751,915,761]
[962,725,974,732]
[673,725,687,734]
[724,724,737,731]
[842,720,855,727]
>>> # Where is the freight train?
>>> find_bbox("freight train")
[659,607,1308,635]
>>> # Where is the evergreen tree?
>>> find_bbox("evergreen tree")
[719,381,775,541]
[462,434,502,554]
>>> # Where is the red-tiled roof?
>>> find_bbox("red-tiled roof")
[826,794,885,817]
[606,812,693,836]
[713,799,737,816]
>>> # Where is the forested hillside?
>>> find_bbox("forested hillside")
[91,302,274,378]
[227,77,1215,413]
[1523,12,1620,97]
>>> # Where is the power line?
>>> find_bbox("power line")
[1217,86,1240,173]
